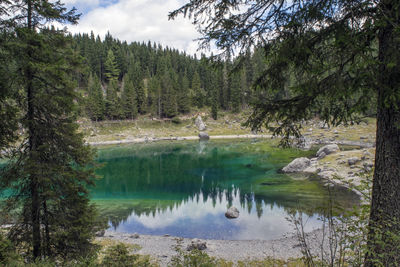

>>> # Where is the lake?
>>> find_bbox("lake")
[92,139,359,240]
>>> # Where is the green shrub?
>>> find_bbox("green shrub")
[171,117,182,124]
[0,232,20,265]
[101,243,157,267]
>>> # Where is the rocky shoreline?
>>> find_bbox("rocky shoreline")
[282,143,375,197]
[97,229,324,266]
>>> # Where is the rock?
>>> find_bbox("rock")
[187,239,207,251]
[198,132,210,140]
[294,136,312,150]
[317,151,327,160]
[130,233,140,239]
[225,206,240,219]
[195,116,206,131]
[360,136,368,140]
[333,130,339,134]
[282,157,311,173]
[316,144,340,158]
[95,230,105,237]
[347,157,360,166]
[163,234,170,237]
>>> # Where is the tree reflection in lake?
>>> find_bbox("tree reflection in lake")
[92,140,359,240]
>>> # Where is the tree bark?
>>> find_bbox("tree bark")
[26,0,41,259]
[365,1,400,265]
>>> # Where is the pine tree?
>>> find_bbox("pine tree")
[178,72,191,114]
[191,71,205,108]
[86,73,105,121]
[230,70,241,113]
[210,71,219,120]
[135,80,147,114]
[121,76,138,120]
[104,49,120,82]
[105,80,123,120]
[0,0,99,260]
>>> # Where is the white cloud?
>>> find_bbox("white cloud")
[64,0,202,55]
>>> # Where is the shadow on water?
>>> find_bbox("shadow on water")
[92,139,360,240]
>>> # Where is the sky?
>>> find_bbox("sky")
[61,0,201,55]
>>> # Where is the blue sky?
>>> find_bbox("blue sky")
[60,0,200,55]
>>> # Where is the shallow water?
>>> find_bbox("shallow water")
[92,139,359,240]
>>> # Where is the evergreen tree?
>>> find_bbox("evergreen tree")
[0,0,98,260]
[105,80,123,120]
[191,71,205,108]
[121,76,138,120]
[104,49,120,82]
[171,0,400,264]
[178,73,191,113]
[161,71,177,118]
[136,80,147,114]
[86,73,105,121]
[210,71,219,120]
[230,70,241,113]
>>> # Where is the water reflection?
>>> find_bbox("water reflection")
[109,189,323,240]
[93,140,359,240]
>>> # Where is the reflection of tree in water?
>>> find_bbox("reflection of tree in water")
[93,141,359,229]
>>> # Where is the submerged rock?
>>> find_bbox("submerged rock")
[316,144,340,158]
[225,206,239,219]
[187,239,207,251]
[195,116,206,131]
[282,157,311,173]
[198,132,210,140]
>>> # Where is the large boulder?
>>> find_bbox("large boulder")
[195,116,206,131]
[316,144,340,158]
[198,132,210,140]
[225,206,239,219]
[282,157,311,173]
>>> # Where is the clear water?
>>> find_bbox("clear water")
[92,139,359,240]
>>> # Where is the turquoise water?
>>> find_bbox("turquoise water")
[92,139,359,240]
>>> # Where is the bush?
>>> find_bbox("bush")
[101,243,157,267]
[171,117,182,124]
[0,232,20,265]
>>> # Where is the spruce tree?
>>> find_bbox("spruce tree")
[0,0,98,260]
[121,76,138,120]
[105,80,123,120]
[104,49,120,82]
[178,72,191,114]
[86,73,105,121]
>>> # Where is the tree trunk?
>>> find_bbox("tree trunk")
[26,0,41,259]
[365,1,400,265]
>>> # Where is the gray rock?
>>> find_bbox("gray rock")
[282,157,311,173]
[130,233,140,239]
[198,132,210,140]
[195,116,206,131]
[347,157,360,166]
[317,151,327,160]
[225,206,240,219]
[187,239,207,251]
[294,136,312,150]
[316,144,340,157]
[95,230,105,237]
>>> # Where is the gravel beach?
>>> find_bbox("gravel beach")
[97,229,324,266]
